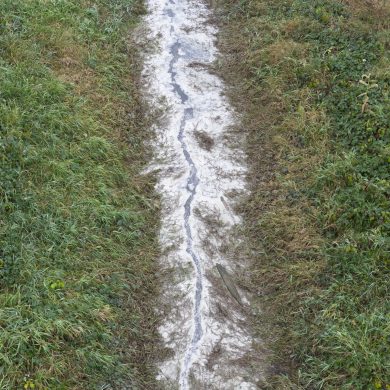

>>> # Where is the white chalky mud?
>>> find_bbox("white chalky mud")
[139,0,265,388]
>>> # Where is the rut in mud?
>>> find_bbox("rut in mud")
[140,0,266,388]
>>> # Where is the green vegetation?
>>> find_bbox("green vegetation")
[217,0,389,388]
[0,0,159,389]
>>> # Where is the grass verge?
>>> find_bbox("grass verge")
[216,0,389,388]
[0,1,160,389]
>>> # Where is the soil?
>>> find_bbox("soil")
[138,0,269,388]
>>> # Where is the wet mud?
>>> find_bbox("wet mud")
[139,0,266,388]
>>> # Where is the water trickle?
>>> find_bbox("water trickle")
[169,39,204,387]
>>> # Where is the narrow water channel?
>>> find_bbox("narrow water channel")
[170,40,203,388]
[140,0,264,388]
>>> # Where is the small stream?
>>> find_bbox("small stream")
[169,39,203,387]
[140,0,264,388]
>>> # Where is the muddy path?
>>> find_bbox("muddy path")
[139,0,266,388]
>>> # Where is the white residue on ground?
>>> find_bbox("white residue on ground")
[139,0,265,388]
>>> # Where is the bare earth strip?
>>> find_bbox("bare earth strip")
[138,0,267,388]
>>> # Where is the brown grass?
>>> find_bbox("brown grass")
[343,0,390,27]
[214,2,327,385]
[215,0,390,387]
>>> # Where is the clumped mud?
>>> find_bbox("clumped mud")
[139,0,267,388]
[194,129,215,151]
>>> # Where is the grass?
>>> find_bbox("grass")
[0,1,160,389]
[215,0,390,388]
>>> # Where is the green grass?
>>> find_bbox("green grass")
[216,0,389,388]
[0,1,159,389]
